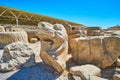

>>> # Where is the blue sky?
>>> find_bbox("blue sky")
[0,0,120,28]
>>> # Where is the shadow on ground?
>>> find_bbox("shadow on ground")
[7,62,60,80]
[101,65,116,80]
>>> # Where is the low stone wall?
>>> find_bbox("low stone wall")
[0,31,28,48]
[0,24,38,31]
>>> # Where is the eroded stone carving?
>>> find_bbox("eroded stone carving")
[36,22,68,73]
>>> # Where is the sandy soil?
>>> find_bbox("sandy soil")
[28,41,42,62]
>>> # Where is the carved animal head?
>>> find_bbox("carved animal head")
[36,22,68,57]
[36,22,69,73]
[36,22,68,42]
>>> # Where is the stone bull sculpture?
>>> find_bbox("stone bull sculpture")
[36,22,69,73]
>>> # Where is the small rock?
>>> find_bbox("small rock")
[56,70,81,80]
[29,38,38,43]
[70,64,101,79]
[90,76,108,80]
[113,73,120,80]
[116,57,120,67]
[115,68,120,74]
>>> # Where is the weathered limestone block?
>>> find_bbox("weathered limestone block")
[0,31,28,48]
[0,42,35,72]
[69,36,120,68]
[102,37,120,68]
[70,64,101,79]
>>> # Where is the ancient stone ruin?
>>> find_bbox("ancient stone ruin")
[0,26,28,48]
[0,22,120,80]
[70,36,120,68]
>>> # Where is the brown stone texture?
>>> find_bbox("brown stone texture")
[70,36,120,68]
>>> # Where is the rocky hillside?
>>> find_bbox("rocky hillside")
[107,25,120,30]
[0,6,83,27]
